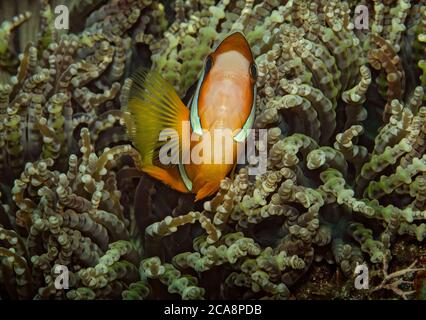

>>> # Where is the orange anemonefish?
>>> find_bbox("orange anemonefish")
[126,31,257,201]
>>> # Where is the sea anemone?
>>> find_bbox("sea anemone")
[0,0,426,300]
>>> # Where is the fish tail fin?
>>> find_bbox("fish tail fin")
[142,165,189,193]
[126,69,189,167]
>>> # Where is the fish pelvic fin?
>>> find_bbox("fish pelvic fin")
[127,69,190,167]
[142,165,189,193]
[195,181,220,201]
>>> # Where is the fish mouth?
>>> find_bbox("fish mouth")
[215,31,254,62]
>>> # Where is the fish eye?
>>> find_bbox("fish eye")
[205,55,213,74]
[249,63,257,80]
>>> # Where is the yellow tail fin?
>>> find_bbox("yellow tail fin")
[127,69,189,167]
[126,69,190,192]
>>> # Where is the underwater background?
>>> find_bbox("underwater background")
[0,0,426,300]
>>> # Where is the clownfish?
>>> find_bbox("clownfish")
[126,31,257,200]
